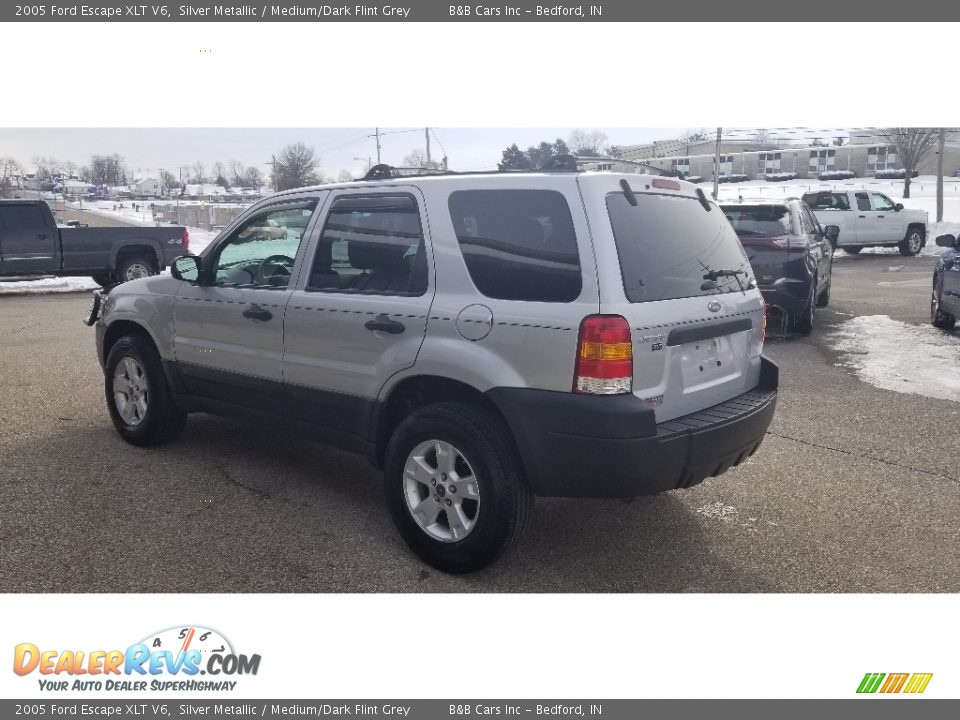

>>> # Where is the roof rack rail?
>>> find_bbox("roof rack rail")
[360,164,454,181]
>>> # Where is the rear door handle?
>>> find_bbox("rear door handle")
[364,314,405,334]
[38,234,47,240]
[858,215,866,218]
[877,215,885,219]
[242,305,272,321]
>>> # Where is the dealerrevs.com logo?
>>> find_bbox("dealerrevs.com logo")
[857,672,933,695]
[13,626,261,692]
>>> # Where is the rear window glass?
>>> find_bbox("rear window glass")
[1,204,48,231]
[448,189,581,302]
[722,205,795,237]
[803,192,850,210]
[607,192,752,303]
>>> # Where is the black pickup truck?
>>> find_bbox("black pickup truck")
[0,200,190,286]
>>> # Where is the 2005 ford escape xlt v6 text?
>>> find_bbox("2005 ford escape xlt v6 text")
[87,161,779,573]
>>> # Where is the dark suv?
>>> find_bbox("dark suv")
[721,199,838,334]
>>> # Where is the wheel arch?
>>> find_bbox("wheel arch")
[371,375,514,469]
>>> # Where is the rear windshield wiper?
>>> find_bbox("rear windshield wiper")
[702,268,745,281]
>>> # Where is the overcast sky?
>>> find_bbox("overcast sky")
[0,128,679,179]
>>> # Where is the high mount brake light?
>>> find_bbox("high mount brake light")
[651,178,681,191]
[182,227,190,251]
[574,315,633,395]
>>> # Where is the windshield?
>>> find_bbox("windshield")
[722,205,795,237]
[606,192,753,303]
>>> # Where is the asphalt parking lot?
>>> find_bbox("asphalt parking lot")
[1,251,958,592]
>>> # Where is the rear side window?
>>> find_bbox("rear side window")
[607,192,752,303]
[448,189,581,302]
[855,193,871,211]
[308,194,427,296]
[1,204,48,231]
[802,192,850,211]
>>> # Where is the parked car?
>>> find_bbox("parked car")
[721,199,837,334]
[801,190,927,255]
[0,199,189,285]
[931,233,960,329]
[87,165,779,573]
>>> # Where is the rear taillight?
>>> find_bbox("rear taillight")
[574,315,633,395]
[182,227,190,251]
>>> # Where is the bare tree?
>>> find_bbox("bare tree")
[159,169,179,195]
[272,143,320,191]
[402,149,442,169]
[883,127,938,198]
[567,130,609,157]
[0,157,23,198]
[190,161,207,184]
[754,129,771,144]
[337,169,355,183]
[229,159,245,188]
[243,166,265,192]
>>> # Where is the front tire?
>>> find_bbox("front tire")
[104,334,186,446]
[816,276,831,308]
[383,402,533,574]
[899,228,924,256]
[931,278,956,329]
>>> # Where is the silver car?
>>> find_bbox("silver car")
[88,166,778,573]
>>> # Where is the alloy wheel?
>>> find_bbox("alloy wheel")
[403,439,480,543]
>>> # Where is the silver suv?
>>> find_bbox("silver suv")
[88,165,779,573]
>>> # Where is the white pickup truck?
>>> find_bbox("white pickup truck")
[802,190,927,255]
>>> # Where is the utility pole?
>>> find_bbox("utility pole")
[937,128,946,223]
[425,127,431,166]
[712,127,722,199]
[368,128,382,165]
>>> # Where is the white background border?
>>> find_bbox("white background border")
[2,19,958,700]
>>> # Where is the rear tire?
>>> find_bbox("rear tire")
[117,255,158,283]
[793,281,816,335]
[931,278,956,329]
[383,401,533,574]
[105,334,186,446]
[816,277,831,308]
[899,227,924,256]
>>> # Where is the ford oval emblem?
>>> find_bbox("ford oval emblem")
[708,301,722,313]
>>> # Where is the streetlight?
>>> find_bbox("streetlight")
[353,157,372,175]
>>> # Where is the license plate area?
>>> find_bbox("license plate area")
[678,335,741,390]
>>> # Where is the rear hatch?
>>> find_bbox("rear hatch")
[721,203,807,287]
[579,175,766,423]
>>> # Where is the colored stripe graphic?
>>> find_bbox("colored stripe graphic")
[857,672,932,694]
[904,673,933,694]
[857,673,885,694]
[880,673,909,693]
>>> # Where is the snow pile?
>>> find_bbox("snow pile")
[830,314,960,402]
[0,276,98,295]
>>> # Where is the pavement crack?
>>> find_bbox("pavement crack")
[766,430,960,485]
[215,465,272,499]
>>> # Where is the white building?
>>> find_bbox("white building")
[132,177,162,196]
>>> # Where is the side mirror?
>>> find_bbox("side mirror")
[935,234,958,248]
[171,255,201,282]
[824,225,840,243]
[894,203,904,212]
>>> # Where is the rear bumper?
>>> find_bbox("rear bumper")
[759,282,810,314]
[487,356,778,498]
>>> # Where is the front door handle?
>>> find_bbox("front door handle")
[364,314,405,334]
[242,305,273,321]
[38,234,47,240]
[877,215,885,219]
[858,215,866,218]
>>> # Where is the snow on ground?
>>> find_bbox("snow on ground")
[830,315,960,402]
[0,276,98,295]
